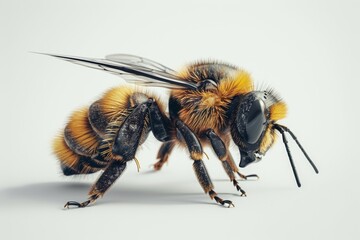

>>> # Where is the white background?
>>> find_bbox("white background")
[0,0,359,239]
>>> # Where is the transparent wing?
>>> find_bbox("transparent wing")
[105,54,177,75]
[39,53,197,90]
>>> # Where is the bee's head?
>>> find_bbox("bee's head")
[230,90,318,187]
[230,90,287,168]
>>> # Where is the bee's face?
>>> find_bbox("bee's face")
[230,91,287,168]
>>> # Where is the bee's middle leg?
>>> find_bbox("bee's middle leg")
[175,120,234,208]
[147,100,175,171]
[154,141,175,170]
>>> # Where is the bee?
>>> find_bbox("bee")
[43,53,318,208]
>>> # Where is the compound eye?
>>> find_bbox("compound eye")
[244,99,266,144]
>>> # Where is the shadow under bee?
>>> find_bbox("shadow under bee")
[1,181,242,207]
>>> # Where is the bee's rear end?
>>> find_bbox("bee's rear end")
[52,86,151,176]
[52,107,104,175]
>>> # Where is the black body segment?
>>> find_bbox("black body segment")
[112,101,151,160]
[81,155,108,169]
[60,163,86,176]
[175,119,202,160]
[88,101,109,136]
[168,96,182,120]
[149,101,173,142]
[205,129,227,161]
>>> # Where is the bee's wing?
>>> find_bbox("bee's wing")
[40,53,197,90]
[105,54,177,75]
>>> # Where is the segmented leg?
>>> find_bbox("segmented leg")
[227,152,259,180]
[64,100,152,208]
[148,100,173,142]
[64,160,127,208]
[209,190,234,208]
[175,120,234,207]
[148,100,176,170]
[217,132,258,180]
[154,141,175,170]
[205,129,247,196]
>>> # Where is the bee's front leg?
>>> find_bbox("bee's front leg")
[228,153,259,181]
[205,129,258,196]
[175,120,234,208]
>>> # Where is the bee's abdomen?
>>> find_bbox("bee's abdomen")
[53,86,150,175]
[53,136,103,175]
[53,107,106,175]
[64,107,100,157]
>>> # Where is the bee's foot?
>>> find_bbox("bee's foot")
[237,172,259,180]
[153,161,164,171]
[64,200,91,209]
[221,200,235,208]
[214,196,235,208]
[210,190,235,208]
[233,179,247,197]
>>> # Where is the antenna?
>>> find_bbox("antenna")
[273,124,319,187]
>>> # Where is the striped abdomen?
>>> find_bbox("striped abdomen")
[52,86,152,175]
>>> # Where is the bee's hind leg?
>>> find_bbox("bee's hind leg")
[64,160,127,208]
[175,120,234,208]
[64,99,153,209]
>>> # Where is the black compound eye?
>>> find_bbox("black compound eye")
[244,99,266,144]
